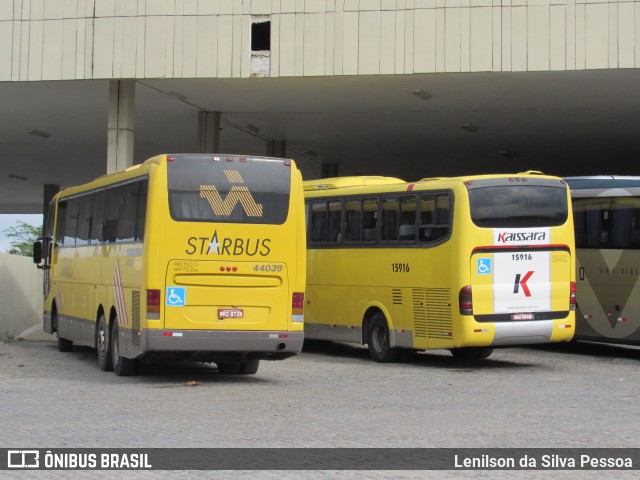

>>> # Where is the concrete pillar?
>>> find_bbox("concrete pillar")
[198,111,221,153]
[42,184,59,233]
[321,163,339,178]
[107,80,136,173]
[266,140,287,158]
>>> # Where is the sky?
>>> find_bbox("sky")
[0,214,43,253]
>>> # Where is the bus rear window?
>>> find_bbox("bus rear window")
[468,185,568,228]
[168,155,291,225]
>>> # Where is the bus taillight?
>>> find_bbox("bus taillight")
[569,282,576,310]
[292,292,304,322]
[459,286,473,315]
[147,289,160,319]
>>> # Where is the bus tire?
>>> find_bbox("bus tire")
[450,347,494,360]
[96,314,113,372]
[367,312,401,363]
[53,311,73,352]
[217,362,241,374]
[111,320,136,376]
[239,359,260,375]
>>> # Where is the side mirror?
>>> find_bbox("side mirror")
[33,240,43,267]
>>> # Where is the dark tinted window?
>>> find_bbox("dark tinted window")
[54,179,147,247]
[469,185,567,228]
[168,155,291,225]
[306,193,448,247]
[573,197,640,249]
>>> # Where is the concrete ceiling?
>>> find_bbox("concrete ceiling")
[2,68,640,213]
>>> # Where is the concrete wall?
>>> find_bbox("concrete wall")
[1,0,639,82]
[0,253,42,339]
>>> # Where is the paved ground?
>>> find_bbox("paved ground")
[1,332,639,479]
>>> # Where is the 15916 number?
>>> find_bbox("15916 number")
[392,263,410,273]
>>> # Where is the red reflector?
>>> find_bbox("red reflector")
[292,292,304,309]
[240,157,248,162]
[278,334,288,338]
[147,289,160,306]
[406,184,415,192]
[167,156,174,162]
[162,332,172,337]
[284,161,291,167]
[226,157,234,162]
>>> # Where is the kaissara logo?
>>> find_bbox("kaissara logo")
[498,231,546,243]
[185,231,271,257]
[494,228,549,245]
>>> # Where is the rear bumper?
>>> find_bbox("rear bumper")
[143,329,304,355]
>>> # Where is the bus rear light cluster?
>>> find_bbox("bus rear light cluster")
[459,285,473,315]
[219,266,238,272]
[569,281,576,310]
[292,292,304,322]
[147,289,160,319]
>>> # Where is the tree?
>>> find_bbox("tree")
[3,220,42,256]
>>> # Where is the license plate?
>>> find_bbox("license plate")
[512,313,534,321]
[218,308,244,319]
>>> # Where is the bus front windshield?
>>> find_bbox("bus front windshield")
[167,155,291,225]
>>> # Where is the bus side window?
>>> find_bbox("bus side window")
[310,202,327,243]
[55,201,68,248]
[419,193,450,243]
[382,197,399,241]
[345,200,362,241]
[327,200,341,243]
[399,196,417,241]
[362,197,378,242]
[103,187,121,243]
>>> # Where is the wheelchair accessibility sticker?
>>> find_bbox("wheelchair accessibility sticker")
[477,258,492,275]
[166,287,186,306]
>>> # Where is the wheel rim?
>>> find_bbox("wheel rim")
[112,323,119,365]
[98,321,106,361]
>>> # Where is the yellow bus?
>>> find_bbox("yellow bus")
[303,173,575,361]
[565,176,640,346]
[33,154,306,376]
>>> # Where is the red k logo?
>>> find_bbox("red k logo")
[513,271,534,297]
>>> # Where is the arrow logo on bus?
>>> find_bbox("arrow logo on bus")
[513,271,534,297]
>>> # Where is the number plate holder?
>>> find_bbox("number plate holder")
[511,313,534,321]
[218,308,244,319]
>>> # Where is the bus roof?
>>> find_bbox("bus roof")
[564,176,640,190]
[303,176,405,191]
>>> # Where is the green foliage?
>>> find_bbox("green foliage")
[3,219,43,256]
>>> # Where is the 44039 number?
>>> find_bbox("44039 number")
[253,264,283,272]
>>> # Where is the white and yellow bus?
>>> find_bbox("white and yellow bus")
[565,176,640,346]
[33,154,306,376]
[303,173,576,361]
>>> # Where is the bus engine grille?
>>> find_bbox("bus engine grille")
[412,288,452,339]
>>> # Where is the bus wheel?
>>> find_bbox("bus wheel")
[53,311,72,352]
[217,362,241,374]
[239,359,260,375]
[111,320,136,376]
[367,312,401,363]
[96,314,113,372]
[450,347,494,360]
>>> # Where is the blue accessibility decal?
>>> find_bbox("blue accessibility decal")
[166,287,186,306]
[477,258,492,275]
